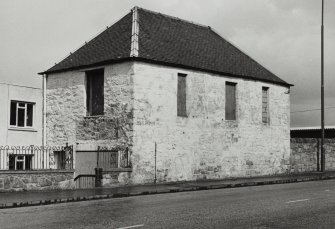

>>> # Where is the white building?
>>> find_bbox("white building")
[0,82,44,171]
[0,82,42,146]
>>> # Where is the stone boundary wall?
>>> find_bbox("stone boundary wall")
[290,138,335,172]
[101,169,132,187]
[0,170,74,192]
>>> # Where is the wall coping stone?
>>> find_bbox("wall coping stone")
[291,138,317,143]
[102,168,132,173]
[291,138,335,144]
[0,170,74,175]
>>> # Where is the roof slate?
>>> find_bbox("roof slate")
[42,7,291,87]
[45,12,133,73]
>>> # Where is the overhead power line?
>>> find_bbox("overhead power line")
[291,106,335,114]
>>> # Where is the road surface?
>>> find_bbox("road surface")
[1,180,335,228]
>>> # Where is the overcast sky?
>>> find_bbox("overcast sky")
[0,0,334,127]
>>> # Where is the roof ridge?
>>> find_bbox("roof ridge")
[135,6,212,30]
[130,7,139,57]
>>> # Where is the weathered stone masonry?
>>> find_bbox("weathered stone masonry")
[0,171,74,192]
[290,138,335,172]
[47,63,134,186]
[47,61,291,186]
[131,62,291,183]
[46,62,134,148]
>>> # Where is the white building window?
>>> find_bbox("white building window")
[8,155,33,170]
[10,101,34,127]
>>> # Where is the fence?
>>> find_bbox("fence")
[0,144,73,171]
[97,147,131,170]
[74,174,96,189]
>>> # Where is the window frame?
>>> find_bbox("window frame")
[225,82,237,121]
[262,87,270,124]
[177,73,187,117]
[85,68,105,116]
[8,154,33,170]
[9,100,35,128]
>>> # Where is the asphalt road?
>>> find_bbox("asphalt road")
[1,180,335,229]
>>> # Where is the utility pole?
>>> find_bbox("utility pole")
[321,0,325,172]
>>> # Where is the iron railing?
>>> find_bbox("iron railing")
[97,146,131,170]
[76,146,131,171]
[74,174,96,189]
[0,144,73,171]
[74,146,131,188]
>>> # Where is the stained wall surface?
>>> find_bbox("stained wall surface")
[131,62,291,183]
[46,61,291,185]
[46,62,134,148]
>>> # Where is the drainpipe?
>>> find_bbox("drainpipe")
[154,142,157,184]
[42,74,47,147]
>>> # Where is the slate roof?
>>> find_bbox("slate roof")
[41,7,291,87]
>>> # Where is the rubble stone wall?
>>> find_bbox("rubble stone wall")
[46,70,86,146]
[101,169,132,187]
[0,170,74,192]
[290,138,335,172]
[46,62,134,148]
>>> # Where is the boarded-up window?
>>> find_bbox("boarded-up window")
[177,73,187,117]
[262,87,269,123]
[86,69,104,116]
[225,82,236,120]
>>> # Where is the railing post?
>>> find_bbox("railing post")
[97,146,100,169]
[126,147,130,168]
[29,145,34,170]
[118,150,121,168]
[94,167,103,187]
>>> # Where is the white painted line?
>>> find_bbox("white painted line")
[286,199,310,204]
[117,224,144,229]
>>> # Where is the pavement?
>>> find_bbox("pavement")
[1,171,335,209]
[2,179,335,228]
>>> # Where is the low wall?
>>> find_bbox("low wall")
[102,168,132,187]
[0,170,74,192]
[290,138,335,172]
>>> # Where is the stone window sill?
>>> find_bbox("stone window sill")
[225,120,238,123]
[84,115,105,119]
[8,127,37,132]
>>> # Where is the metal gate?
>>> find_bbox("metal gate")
[52,143,74,170]
[74,146,130,189]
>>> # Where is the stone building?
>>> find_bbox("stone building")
[40,7,292,185]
